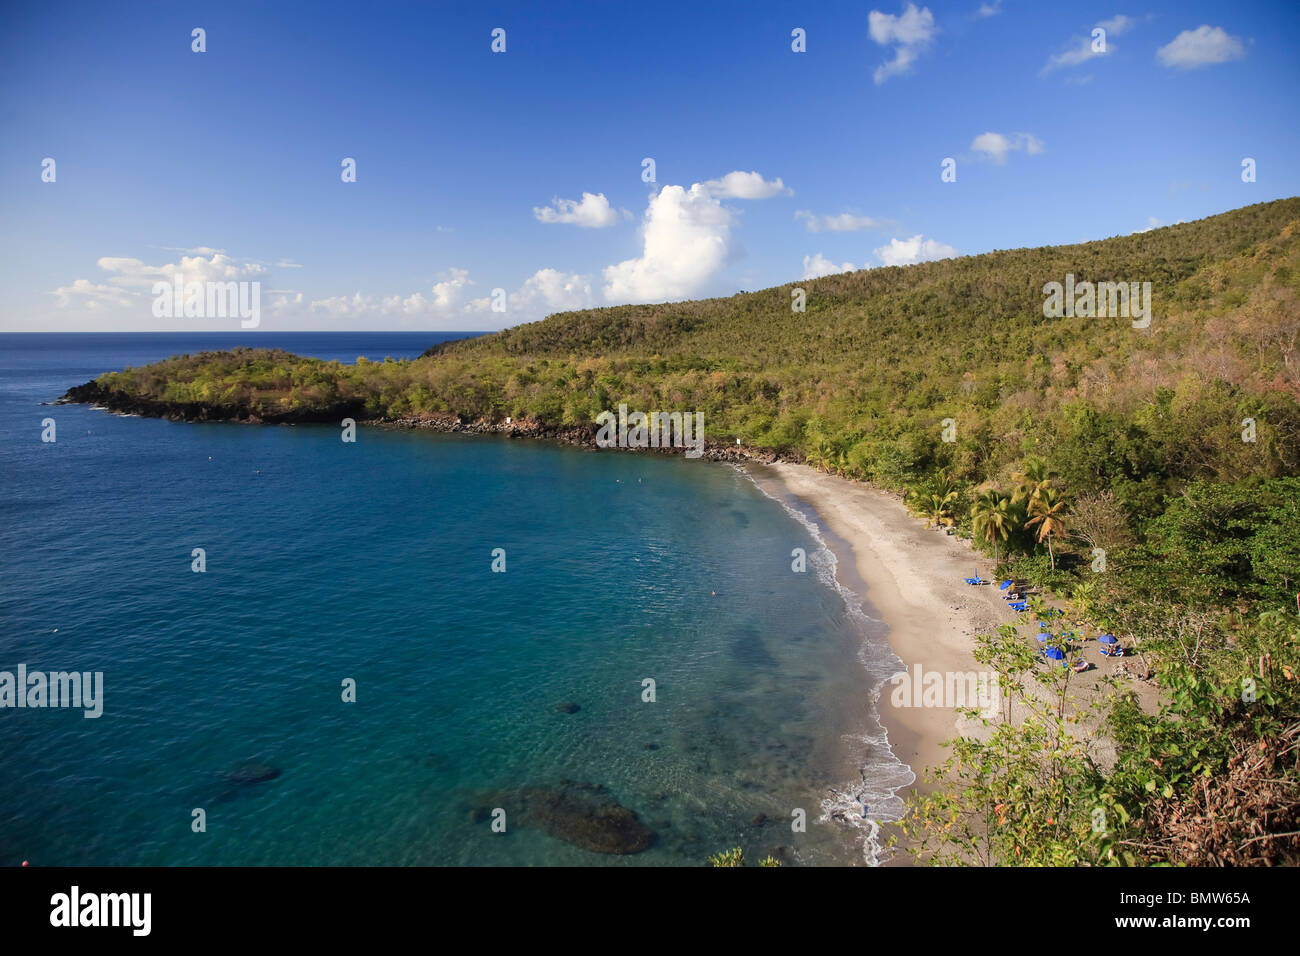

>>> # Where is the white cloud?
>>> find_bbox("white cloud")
[50,278,135,310]
[52,252,272,315]
[93,253,268,290]
[703,170,791,199]
[802,254,857,279]
[431,268,474,309]
[602,183,735,303]
[1135,216,1187,234]
[795,210,881,232]
[1041,15,1135,74]
[1042,38,1100,73]
[303,268,477,320]
[1097,15,1135,36]
[533,192,619,228]
[1157,25,1246,69]
[874,235,959,267]
[470,268,595,315]
[869,4,937,84]
[970,131,1044,165]
[975,1,1000,18]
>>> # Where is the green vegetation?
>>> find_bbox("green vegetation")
[79,198,1300,864]
[708,847,781,867]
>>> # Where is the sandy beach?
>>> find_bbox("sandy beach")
[745,460,1162,864]
[748,462,1010,791]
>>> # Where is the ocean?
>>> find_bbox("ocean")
[0,333,909,866]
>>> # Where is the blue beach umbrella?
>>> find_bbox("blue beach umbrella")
[1043,646,1065,660]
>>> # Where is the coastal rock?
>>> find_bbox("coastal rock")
[556,701,581,714]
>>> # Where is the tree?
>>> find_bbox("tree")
[1071,490,1133,554]
[1026,487,1069,570]
[971,489,1014,563]
[1011,456,1054,506]
[925,491,959,528]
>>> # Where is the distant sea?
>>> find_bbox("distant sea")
[0,333,909,866]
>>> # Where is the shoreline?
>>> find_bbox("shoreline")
[745,461,1014,863]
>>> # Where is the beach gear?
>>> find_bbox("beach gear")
[1099,634,1123,657]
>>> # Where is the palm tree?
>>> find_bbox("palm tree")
[834,451,853,478]
[1025,487,1069,569]
[931,466,959,499]
[805,439,834,472]
[970,489,1013,563]
[1011,456,1053,507]
[925,491,959,528]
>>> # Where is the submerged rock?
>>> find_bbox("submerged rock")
[474,781,655,854]
[555,701,581,714]
[524,782,654,854]
[222,762,281,785]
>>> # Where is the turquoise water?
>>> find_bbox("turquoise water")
[0,334,905,866]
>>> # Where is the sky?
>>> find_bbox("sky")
[1,0,1297,332]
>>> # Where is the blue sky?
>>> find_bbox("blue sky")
[2,0,1297,331]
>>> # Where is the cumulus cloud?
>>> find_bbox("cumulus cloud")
[869,3,936,84]
[970,131,1044,165]
[1157,25,1246,69]
[94,252,269,290]
[50,278,135,310]
[795,210,881,233]
[431,268,474,309]
[533,192,619,228]
[469,268,595,315]
[52,252,272,314]
[802,254,858,279]
[975,1,1000,17]
[602,183,735,303]
[702,170,791,199]
[874,235,959,267]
